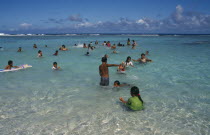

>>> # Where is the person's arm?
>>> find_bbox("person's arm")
[132,58,141,62]
[107,64,119,67]
[5,65,10,69]
[13,66,19,68]
[119,97,127,103]
[146,58,152,62]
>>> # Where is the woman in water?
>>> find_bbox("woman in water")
[117,62,126,72]
[53,50,58,56]
[119,86,144,111]
[125,56,134,67]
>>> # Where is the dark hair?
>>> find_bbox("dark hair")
[141,53,145,56]
[8,60,13,65]
[101,57,107,62]
[126,56,131,65]
[114,80,120,85]
[87,52,89,54]
[56,50,58,52]
[130,86,144,104]
[38,50,42,53]
[53,62,57,65]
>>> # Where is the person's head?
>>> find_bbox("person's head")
[133,40,135,42]
[146,51,149,54]
[114,80,120,87]
[126,56,131,62]
[45,45,47,47]
[53,62,57,67]
[56,50,58,53]
[19,47,21,49]
[8,60,13,66]
[101,57,107,63]
[130,86,139,96]
[86,52,89,55]
[38,50,42,53]
[141,53,145,58]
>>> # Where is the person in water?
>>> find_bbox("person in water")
[17,47,22,52]
[117,62,126,72]
[85,52,90,56]
[45,45,48,47]
[119,86,144,111]
[127,38,131,45]
[113,80,129,87]
[111,44,116,49]
[145,51,149,56]
[125,56,134,67]
[113,50,117,54]
[83,43,87,48]
[102,41,106,46]
[99,57,119,86]
[5,60,19,69]
[33,44,37,48]
[132,53,152,63]
[53,50,58,56]
[37,50,42,57]
[52,62,60,70]
[95,40,98,45]
[132,40,137,49]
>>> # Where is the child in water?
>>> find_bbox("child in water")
[53,50,58,56]
[119,86,144,111]
[37,50,42,57]
[5,60,19,69]
[117,62,126,72]
[114,80,130,87]
[52,62,60,70]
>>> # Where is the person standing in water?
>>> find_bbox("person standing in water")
[99,57,119,86]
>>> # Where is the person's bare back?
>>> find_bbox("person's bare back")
[99,63,109,78]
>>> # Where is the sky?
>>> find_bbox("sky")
[0,0,210,34]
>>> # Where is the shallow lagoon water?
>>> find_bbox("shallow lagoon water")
[0,35,210,135]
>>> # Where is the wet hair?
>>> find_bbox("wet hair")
[38,50,42,53]
[114,80,120,85]
[130,86,144,104]
[101,57,107,62]
[141,53,145,56]
[86,52,89,54]
[8,60,13,65]
[53,62,57,65]
[126,56,131,65]
[56,50,58,52]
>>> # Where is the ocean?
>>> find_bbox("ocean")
[0,34,210,135]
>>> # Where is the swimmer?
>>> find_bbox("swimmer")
[37,50,42,57]
[114,80,129,87]
[61,45,68,51]
[95,40,98,45]
[53,50,58,56]
[102,41,106,46]
[117,62,126,72]
[45,45,48,47]
[5,60,19,69]
[17,47,22,52]
[119,86,144,111]
[83,43,87,48]
[127,38,130,45]
[113,50,117,54]
[132,53,152,63]
[52,62,60,70]
[125,56,134,67]
[85,52,90,56]
[132,40,137,49]
[33,44,37,48]
[145,51,149,56]
[111,44,116,49]
[74,44,77,46]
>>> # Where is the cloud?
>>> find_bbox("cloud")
[20,23,32,29]
[68,14,83,22]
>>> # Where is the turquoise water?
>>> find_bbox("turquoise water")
[0,35,210,134]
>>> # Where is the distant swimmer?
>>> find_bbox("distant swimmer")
[125,56,134,67]
[145,51,149,56]
[127,38,131,45]
[106,41,111,47]
[102,41,106,46]
[45,45,48,47]
[17,47,22,52]
[83,43,87,48]
[111,44,116,49]
[60,45,68,51]
[37,50,43,57]
[119,86,144,111]
[99,57,119,86]
[85,52,90,56]
[52,62,60,70]
[74,44,77,46]
[5,60,19,69]
[95,40,98,45]
[113,80,130,87]
[33,44,37,48]
[132,53,152,63]
[132,40,137,49]
[113,50,117,54]
[53,50,58,56]
[0,47,3,51]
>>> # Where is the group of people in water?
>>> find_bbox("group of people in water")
[4,38,152,111]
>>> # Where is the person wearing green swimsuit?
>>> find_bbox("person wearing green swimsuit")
[119,86,144,111]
